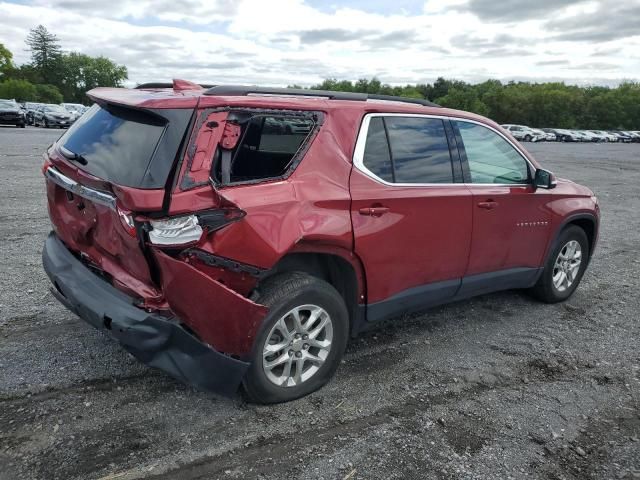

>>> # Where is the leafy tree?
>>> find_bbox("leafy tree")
[25,25,63,85]
[34,83,63,103]
[436,87,489,116]
[306,77,639,129]
[0,43,14,79]
[58,53,127,103]
[0,79,37,101]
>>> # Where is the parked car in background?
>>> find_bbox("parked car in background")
[589,130,617,142]
[531,128,555,141]
[610,131,633,143]
[0,99,26,128]
[34,104,75,128]
[623,131,640,143]
[501,124,545,142]
[571,130,597,142]
[42,81,600,403]
[24,102,44,125]
[582,131,608,142]
[552,129,581,142]
[541,128,562,141]
[62,103,86,121]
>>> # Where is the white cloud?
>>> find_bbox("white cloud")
[1,0,637,87]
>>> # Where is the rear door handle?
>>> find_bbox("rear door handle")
[359,207,390,217]
[477,201,498,210]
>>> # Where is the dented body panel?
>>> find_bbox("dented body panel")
[154,250,268,357]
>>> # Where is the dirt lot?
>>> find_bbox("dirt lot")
[0,126,639,480]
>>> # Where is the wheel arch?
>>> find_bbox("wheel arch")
[259,245,367,335]
[548,213,598,263]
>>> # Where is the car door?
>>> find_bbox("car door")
[350,113,473,322]
[451,119,551,295]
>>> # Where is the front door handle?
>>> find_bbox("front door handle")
[359,206,390,217]
[477,201,498,210]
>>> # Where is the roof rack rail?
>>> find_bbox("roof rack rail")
[135,82,216,89]
[203,85,440,107]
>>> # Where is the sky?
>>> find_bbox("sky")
[1,0,639,87]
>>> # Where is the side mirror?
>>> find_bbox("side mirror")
[534,169,557,189]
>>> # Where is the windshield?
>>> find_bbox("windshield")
[0,100,18,108]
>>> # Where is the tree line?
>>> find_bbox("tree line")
[306,78,640,130]
[0,25,127,104]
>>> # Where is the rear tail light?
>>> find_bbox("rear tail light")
[117,207,137,237]
[42,156,53,175]
[148,215,203,246]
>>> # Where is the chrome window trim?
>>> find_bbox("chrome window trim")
[352,112,535,188]
[45,166,117,210]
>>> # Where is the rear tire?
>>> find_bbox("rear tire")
[524,135,532,142]
[242,272,349,404]
[530,225,589,303]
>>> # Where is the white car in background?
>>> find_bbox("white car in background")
[589,130,617,142]
[531,128,555,141]
[571,130,598,142]
[61,103,86,122]
[585,131,609,142]
[501,124,545,142]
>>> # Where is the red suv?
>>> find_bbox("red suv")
[42,80,599,403]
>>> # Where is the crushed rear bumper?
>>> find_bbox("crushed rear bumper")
[42,232,248,396]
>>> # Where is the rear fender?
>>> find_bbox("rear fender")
[153,249,268,358]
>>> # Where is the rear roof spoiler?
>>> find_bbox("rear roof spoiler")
[135,79,216,90]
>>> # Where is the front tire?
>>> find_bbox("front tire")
[530,225,589,303]
[524,135,532,142]
[243,272,349,404]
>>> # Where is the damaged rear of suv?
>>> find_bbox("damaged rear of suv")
[43,81,351,402]
[43,80,598,403]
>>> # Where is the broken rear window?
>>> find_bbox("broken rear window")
[213,114,316,184]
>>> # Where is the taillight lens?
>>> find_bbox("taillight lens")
[42,156,53,175]
[117,207,137,237]
[148,215,203,246]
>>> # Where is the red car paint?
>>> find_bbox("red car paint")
[43,82,599,361]
[154,250,268,356]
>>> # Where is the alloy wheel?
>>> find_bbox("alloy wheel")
[552,240,582,292]
[262,304,333,387]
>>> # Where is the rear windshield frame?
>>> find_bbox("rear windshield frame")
[57,103,193,189]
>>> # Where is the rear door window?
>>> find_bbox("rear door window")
[362,117,394,182]
[385,117,453,183]
[360,115,454,184]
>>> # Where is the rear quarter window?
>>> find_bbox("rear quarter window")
[214,113,317,184]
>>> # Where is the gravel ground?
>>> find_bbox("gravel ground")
[0,126,639,480]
